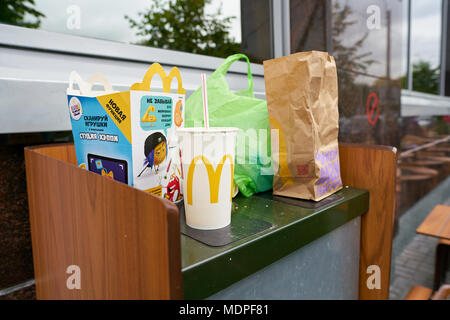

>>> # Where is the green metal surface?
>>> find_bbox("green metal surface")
[181,187,369,299]
[181,210,273,247]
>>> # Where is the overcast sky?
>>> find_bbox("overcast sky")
[26,0,442,75]
[410,0,442,68]
[331,0,442,80]
[29,0,241,44]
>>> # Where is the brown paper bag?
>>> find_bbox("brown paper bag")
[263,51,342,201]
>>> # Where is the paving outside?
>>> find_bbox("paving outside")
[389,234,450,299]
[389,177,450,300]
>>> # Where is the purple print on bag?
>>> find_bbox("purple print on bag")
[315,148,342,197]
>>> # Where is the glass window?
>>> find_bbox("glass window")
[290,0,327,53]
[0,0,272,64]
[290,0,405,80]
[410,0,442,94]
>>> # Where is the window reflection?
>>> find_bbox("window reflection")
[0,0,272,64]
[410,0,442,94]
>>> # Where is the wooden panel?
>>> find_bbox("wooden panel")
[416,205,450,240]
[339,143,397,300]
[432,284,450,300]
[405,286,432,300]
[24,143,182,299]
[31,142,77,164]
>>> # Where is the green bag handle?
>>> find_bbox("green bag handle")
[214,53,254,97]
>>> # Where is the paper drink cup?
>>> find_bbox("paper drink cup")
[177,127,238,230]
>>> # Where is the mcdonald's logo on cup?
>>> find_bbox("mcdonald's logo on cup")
[187,155,234,205]
[177,127,238,230]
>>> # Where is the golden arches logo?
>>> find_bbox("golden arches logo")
[268,116,293,186]
[186,154,234,205]
[130,63,186,94]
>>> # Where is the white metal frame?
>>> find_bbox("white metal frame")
[439,0,448,96]
[401,89,450,116]
[271,0,291,58]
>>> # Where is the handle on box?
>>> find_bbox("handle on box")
[86,73,114,93]
[68,71,91,95]
[130,63,186,94]
[68,71,114,96]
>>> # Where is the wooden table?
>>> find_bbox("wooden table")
[416,205,450,240]
[24,143,397,300]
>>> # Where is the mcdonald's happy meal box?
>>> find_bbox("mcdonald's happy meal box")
[67,63,185,202]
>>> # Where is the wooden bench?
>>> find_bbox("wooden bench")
[432,284,450,300]
[434,239,450,290]
[405,286,433,300]
[396,167,436,214]
[416,205,450,292]
[426,147,450,153]
[405,284,450,300]
[416,205,450,241]
[398,165,439,192]
[25,143,397,299]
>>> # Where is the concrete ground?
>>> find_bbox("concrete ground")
[389,177,450,300]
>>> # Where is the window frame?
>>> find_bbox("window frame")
[0,0,291,134]
[402,0,450,116]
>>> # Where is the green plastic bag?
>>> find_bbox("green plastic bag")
[185,53,273,197]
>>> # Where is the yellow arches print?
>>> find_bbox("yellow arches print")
[268,116,293,186]
[186,154,234,205]
[130,63,186,94]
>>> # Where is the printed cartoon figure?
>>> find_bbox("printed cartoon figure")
[161,159,182,201]
[101,169,114,179]
[137,132,167,177]
[164,174,182,201]
[141,105,157,123]
[95,160,114,179]
[174,100,183,127]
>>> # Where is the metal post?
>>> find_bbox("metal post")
[406,0,413,90]
[325,0,333,55]
[387,9,391,81]
[439,0,448,96]
[282,0,291,56]
[271,0,290,58]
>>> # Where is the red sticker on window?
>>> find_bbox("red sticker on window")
[366,92,380,126]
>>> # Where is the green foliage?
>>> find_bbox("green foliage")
[125,0,240,58]
[412,61,440,95]
[0,0,44,29]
